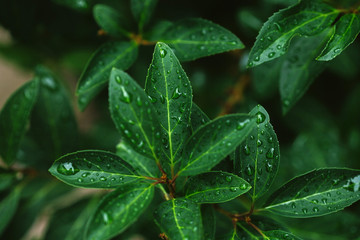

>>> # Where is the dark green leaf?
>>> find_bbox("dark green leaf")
[179,114,256,176]
[233,105,280,200]
[154,198,202,240]
[77,41,138,110]
[116,141,159,177]
[131,0,158,32]
[145,42,192,175]
[280,29,331,114]
[0,170,16,192]
[184,171,251,203]
[263,230,303,240]
[190,103,210,133]
[0,186,22,235]
[0,79,39,164]
[161,18,244,61]
[247,0,339,67]
[51,0,90,12]
[85,182,154,240]
[202,205,216,240]
[317,13,360,61]
[109,69,162,165]
[93,4,131,38]
[145,20,174,41]
[29,66,78,159]
[49,150,142,188]
[265,168,360,218]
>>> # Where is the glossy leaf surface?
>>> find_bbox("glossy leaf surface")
[190,103,210,133]
[317,13,360,61]
[116,141,159,177]
[184,171,251,203]
[161,18,244,61]
[93,4,131,37]
[265,168,360,218]
[0,186,22,235]
[109,68,162,164]
[49,150,141,188]
[201,205,216,240]
[131,0,158,32]
[280,30,330,114]
[179,114,256,176]
[247,0,339,67]
[145,42,192,175]
[77,41,138,110]
[85,183,154,240]
[29,66,78,159]
[0,79,39,164]
[233,105,280,200]
[154,198,202,240]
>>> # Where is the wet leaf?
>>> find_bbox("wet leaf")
[93,4,131,37]
[29,66,78,160]
[178,114,256,176]
[160,18,244,61]
[154,198,202,240]
[85,182,154,240]
[233,105,280,200]
[49,150,142,188]
[145,42,192,175]
[184,171,251,203]
[201,205,216,240]
[109,68,162,166]
[190,103,210,133]
[0,79,39,165]
[265,168,360,218]
[77,41,138,110]
[131,0,158,32]
[280,29,331,114]
[247,0,339,67]
[317,13,360,61]
[0,186,22,235]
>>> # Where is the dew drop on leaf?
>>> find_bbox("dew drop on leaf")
[302,208,308,214]
[266,148,275,158]
[100,176,107,181]
[119,86,132,103]
[115,75,122,84]
[172,87,181,99]
[268,52,275,58]
[243,145,251,155]
[57,162,79,175]
[159,49,167,58]
[225,176,232,182]
[230,187,238,192]
[257,139,262,147]
[313,207,319,212]
[240,183,247,190]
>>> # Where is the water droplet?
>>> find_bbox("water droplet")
[267,36,272,41]
[334,48,341,53]
[119,86,132,103]
[321,198,328,204]
[265,162,273,172]
[102,211,112,225]
[115,75,121,84]
[159,49,167,58]
[311,199,319,204]
[230,187,238,192]
[283,99,290,106]
[268,137,273,143]
[100,176,107,181]
[225,176,232,182]
[268,52,275,58]
[254,56,260,62]
[243,145,250,155]
[257,139,262,147]
[136,96,142,106]
[77,178,83,183]
[172,87,181,99]
[82,173,89,178]
[266,148,274,158]
[41,77,57,91]
[302,208,308,214]
[240,183,247,190]
[148,95,157,103]
[256,111,266,123]
[274,22,282,32]
[237,119,250,130]
[276,44,282,50]
[291,202,296,209]
[57,162,79,175]
[245,165,253,176]
[124,129,132,138]
[225,119,231,126]
[313,207,319,212]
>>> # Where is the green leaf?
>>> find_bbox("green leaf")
[93,4,131,38]
[0,169,16,192]
[131,0,158,32]
[247,0,339,67]
[0,186,22,235]
[184,171,251,203]
[116,141,159,177]
[77,41,138,110]
[263,230,303,240]
[264,168,360,218]
[85,182,154,240]
[145,42,192,175]
[51,0,90,12]
[109,68,162,165]
[233,105,280,200]
[201,205,216,240]
[29,66,78,159]
[154,198,202,240]
[49,150,142,189]
[0,79,39,165]
[190,103,210,133]
[178,114,256,176]
[317,13,360,61]
[145,20,174,41]
[280,29,331,114]
[160,18,244,61]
